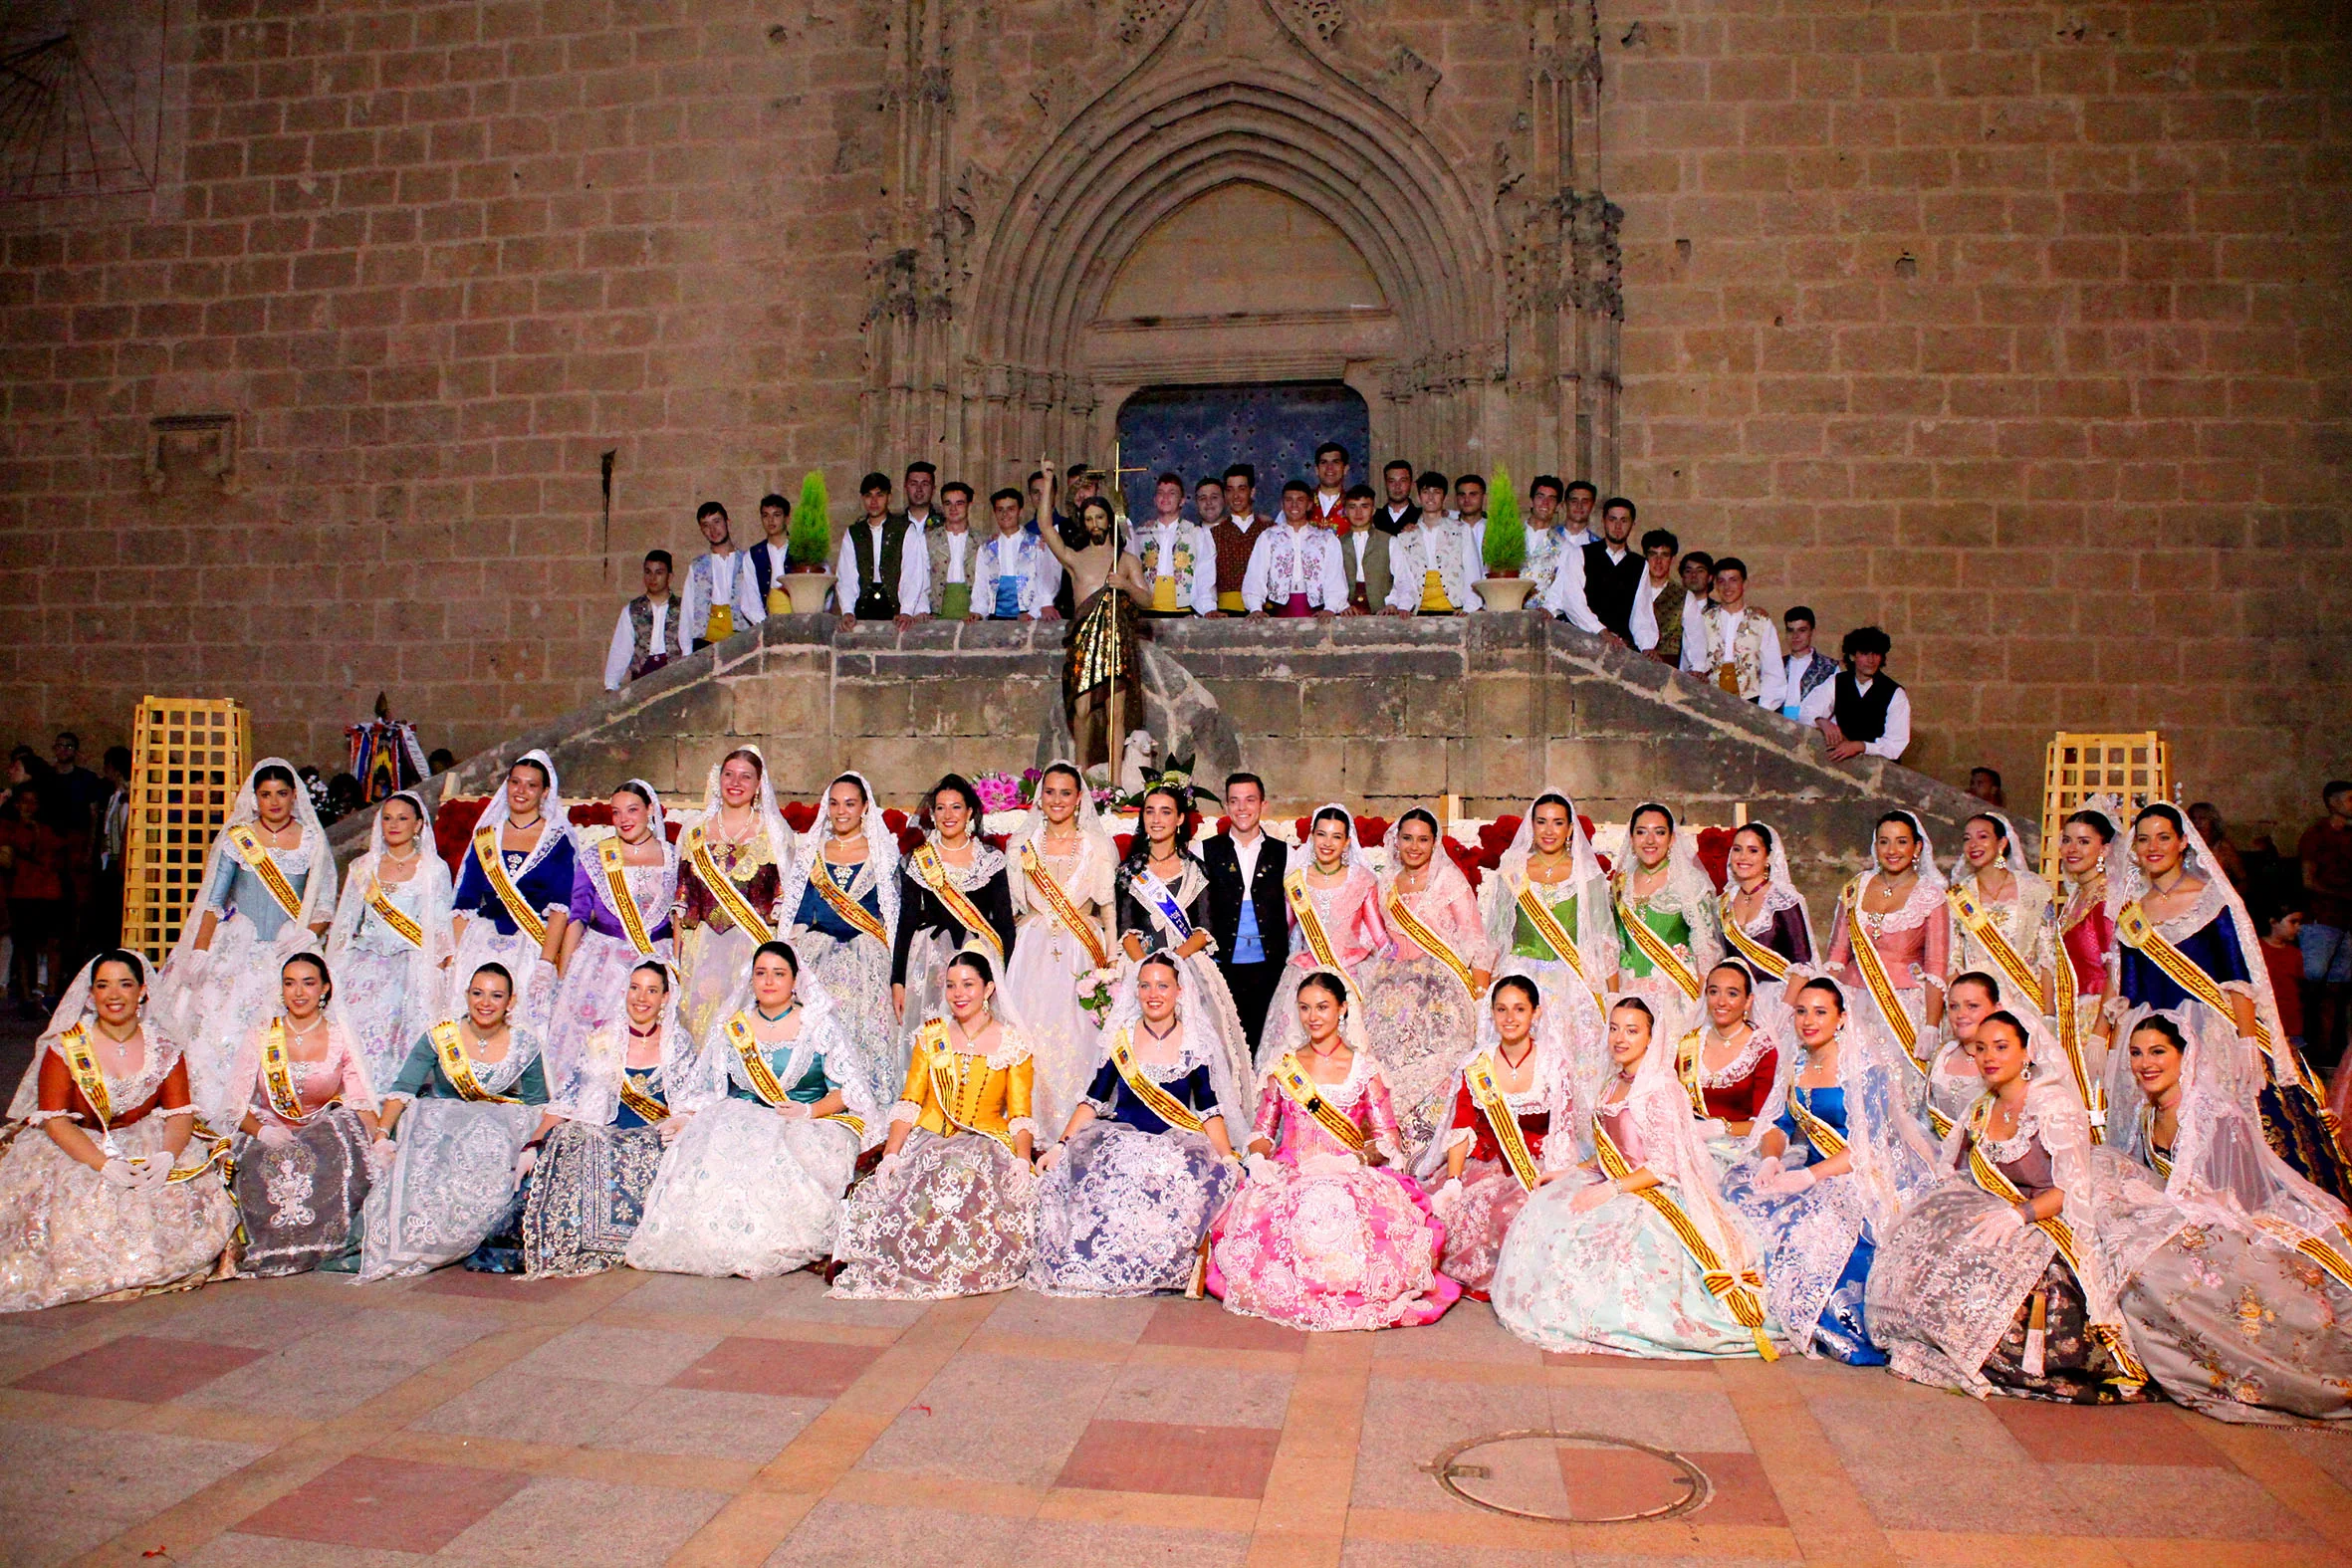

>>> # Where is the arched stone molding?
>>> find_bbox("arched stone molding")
[858,0,1621,489]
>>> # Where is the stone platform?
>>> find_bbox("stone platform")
[395,613,1992,914]
[1,1270,2346,1568]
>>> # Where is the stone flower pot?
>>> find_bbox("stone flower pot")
[782,569,835,615]
[1473,574,1537,612]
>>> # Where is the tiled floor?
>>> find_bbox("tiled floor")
[1,1270,2347,1567]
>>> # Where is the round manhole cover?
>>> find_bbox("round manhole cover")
[1422,1429,1713,1524]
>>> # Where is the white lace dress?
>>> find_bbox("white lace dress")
[0,1031,235,1311]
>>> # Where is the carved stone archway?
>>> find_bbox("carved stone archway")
[859,0,1621,489]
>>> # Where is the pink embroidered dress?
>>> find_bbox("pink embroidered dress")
[1206,1049,1460,1330]
[227,1015,381,1276]
[1257,863,1394,1069]
[1825,869,1951,1067]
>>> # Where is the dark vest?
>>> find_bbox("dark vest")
[1376,502,1420,539]
[849,521,911,620]
[1831,671,1901,742]
[1200,832,1291,966]
[1208,518,1263,595]
[1580,541,1649,641]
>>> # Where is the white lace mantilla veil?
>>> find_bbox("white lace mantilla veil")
[1099,955,1251,1150]
[558,959,710,1125]
[1609,994,1765,1288]
[1592,802,1725,975]
[1742,974,1944,1237]
[897,940,1040,1145]
[705,956,881,1146]
[2102,1003,2352,1251]
[2107,803,2305,1096]
[1480,789,1621,986]
[217,984,383,1133]
[1727,818,1815,946]
[1956,808,2051,901]
[1411,966,1580,1180]
[1286,802,1377,875]
[693,745,797,883]
[7,951,171,1121]
[543,776,676,1104]
[325,786,454,1038]
[1377,808,1481,926]
[776,770,902,945]
[1925,1005,2140,1353]
[153,757,339,1118]
[1019,758,1115,865]
[1876,808,1950,899]
[470,747,574,884]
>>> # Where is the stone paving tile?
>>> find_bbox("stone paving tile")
[0,1419,270,1568]
[181,1534,432,1566]
[671,1334,884,1399]
[436,1473,730,1567]
[1549,1379,1754,1453]
[589,1385,829,1463]
[764,1498,1035,1566]
[986,1289,1158,1344]
[854,1348,1111,1486]
[1023,1513,1252,1565]
[1992,1399,2229,1467]
[1056,1417,1283,1498]
[1805,1389,2069,1534]
[12,1334,266,1404]
[755,1270,934,1329]
[176,1348,438,1420]
[233,1455,528,1554]
[2036,1461,2315,1540]
[1094,1356,1295,1429]
[405,1366,643,1449]
[505,1321,724,1387]
[1139,1297,1309,1353]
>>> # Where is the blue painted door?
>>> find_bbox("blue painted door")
[1113,382,1371,521]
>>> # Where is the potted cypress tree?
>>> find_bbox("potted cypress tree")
[781,470,836,614]
[1473,463,1537,611]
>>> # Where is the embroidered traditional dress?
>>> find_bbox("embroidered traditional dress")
[829,1017,1040,1300]
[1207,1049,1458,1330]
[627,985,871,1279]
[1598,814,1724,1022]
[672,760,793,1043]
[1479,797,1619,1103]
[1420,1021,1578,1297]
[1114,852,1258,1131]
[1825,866,1951,1081]
[2109,871,2350,1202]
[777,778,902,1122]
[448,753,577,1048]
[0,1014,235,1311]
[523,1006,709,1279]
[1492,1059,1777,1359]
[1007,788,1118,1140]
[1868,1085,2158,1405]
[157,760,339,1128]
[891,836,1019,1063]
[1676,1023,1778,1168]
[2101,1010,2352,1426]
[355,1026,550,1281]
[543,817,677,1109]
[227,1016,378,1276]
[1365,847,1495,1165]
[1256,864,1393,1070]
[1031,1021,1240,1297]
[325,794,452,1095]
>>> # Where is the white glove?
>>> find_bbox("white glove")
[1759,1162,1816,1197]
[365,1136,397,1177]
[1243,1153,1279,1184]
[776,1101,812,1121]
[1967,1205,2027,1246]
[655,1115,689,1145]
[136,1153,179,1190]
[1433,1177,1464,1203]
[1696,1118,1728,1142]
[255,1121,296,1149]
[98,1157,141,1189]
[1006,1161,1037,1198]
[1038,1143,1065,1172]
[512,1145,538,1186]
[875,1151,905,1180]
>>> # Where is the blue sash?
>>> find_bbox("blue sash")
[1135,869,1193,943]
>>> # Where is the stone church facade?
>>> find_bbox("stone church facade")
[1,0,2345,823]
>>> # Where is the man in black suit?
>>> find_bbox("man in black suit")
[1199,771,1291,1050]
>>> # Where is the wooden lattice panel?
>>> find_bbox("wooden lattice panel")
[120,698,249,963]
[2040,731,2169,882]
